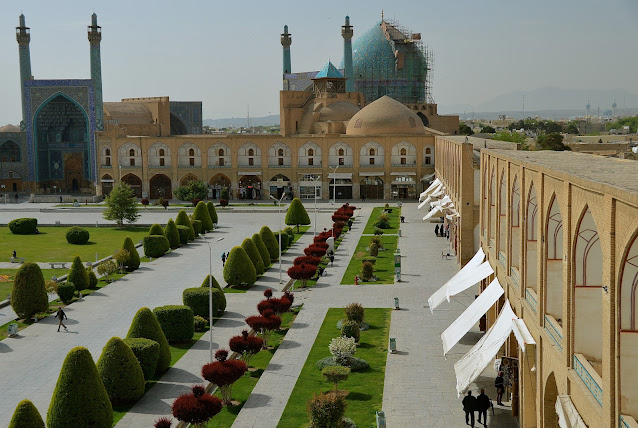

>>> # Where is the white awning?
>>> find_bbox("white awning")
[391,180,415,185]
[391,172,416,176]
[358,172,385,176]
[556,396,587,428]
[441,278,504,356]
[454,300,517,396]
[512,319,536,350]
[419,178,440,201]
[422,206,445,221]
[428,249,485,312]
[445,261,494,302]
[328,172,353,179]
[420,172,436,181]
[238,171,262,176]
[418,199,430,210]
[100,179,115,183]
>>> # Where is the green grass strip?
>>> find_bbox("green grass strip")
[362,206,401,234]
[278,308,391,427]
[340,235,398,285]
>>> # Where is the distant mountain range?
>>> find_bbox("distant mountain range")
[203,115,279,128]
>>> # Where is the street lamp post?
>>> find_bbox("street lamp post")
[330,165,339,238]
[204,236,224,362]
[269,193,286,283]
[298,173,322,235]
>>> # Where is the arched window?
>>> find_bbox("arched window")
[159,149,165,156]
[339,148,344,156]
[400,148,407,155]
[248,149,254,156]
[159,148,166,166]
[219,149,224,156]
[278,148,284,156]
[189,148,195,156]
[105,148,110,156]
[425,148,431,154]
[308,148,314,156]
[370,148,375,156]
[129,149,135,156]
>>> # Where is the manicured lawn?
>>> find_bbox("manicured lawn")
[340,235,398,285]
[0,226,149,262]
[206,307,300,427]
[278,308,391,427]
[362,206,401,234]
[0,268,69,299]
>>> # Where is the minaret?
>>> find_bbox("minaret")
[88,13,104,130]
[341,16,354,92]
[281,25,292,88]
[16,14,32,127]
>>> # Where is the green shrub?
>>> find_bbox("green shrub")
[126,307,171,375]
[307,392,347,428]
[65,226,89,244]
[370,235,382,248]
[148,223,164,236]
[193,201,213,231]
[369,242,379,257]
[223,246,257,287]
[220,188,230,201]
[177,225,190,246]
[374,217,391,229]
[285,198,311,232]
[191,219,202,236]
[315,356,369,372]
[284,226,295,242]
[57,282,75,304]
[87,268,98,288]
[164,219,181,249]
[260,226,279,261]
[8,218,37,235]
[47,347,112,428]
[194,315,207,332]
[9,399,44,428]
[199,273,226,309]
[321,366,351,392]
[143,235,170,258]
[175,210,195,240]
[345,303,365,324]
[183,287,225,318]
[68,256,89,293]
[361,256,377,264]
[374,228,383,236]
[122,236,140,271]
[241,238,264,275]
[279,232,290,250]
[384,203,390,208]
[206,201,218,225]
[96,337,145,405]
[341,320,360,343]
[122,338,160,381]
[252,233,271,268]
[11,263,48,320]
[153,305,194,343]
[361,261,374,281]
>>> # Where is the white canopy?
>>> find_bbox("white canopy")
[423,206,445,221]
[454,300,517,396]
[444,261,494,302]
[512,319,536,351]
[418,199,430,210]
[556,396,587,428]
[441,278,504,356]
[419,178,441,201]
[428,248,485,312]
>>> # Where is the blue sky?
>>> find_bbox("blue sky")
[0,0,636,123]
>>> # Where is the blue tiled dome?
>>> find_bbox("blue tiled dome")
[350,21,396,80]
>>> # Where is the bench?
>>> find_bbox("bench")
[49,262,67,269]
[10,257,25,264]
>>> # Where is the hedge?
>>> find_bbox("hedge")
[284,226,295,242]
[96,337,145,405]
[153,305,194,343]
[241,238,265,275]
[11,262,48,320]
[148,223,164,236]
[164,219,181,249]
[8,218,37,235]
[123,338,160,381]
[47,347,112,428]
[199,274,226,312]
[122,236,140,271]
[68,256,89,293]
[143,235,170,258]
[285,198,310,232]
[177,225,190,246]
[65,226,89,244]
[192,219,202,236]
[223,246,257,287]
[57,282,75,304]
[9,399,44,428]
[183,287,225,318]
[252,233,271,268]
[126,307,171,375]
[279,232,290,250]
[259,226,279,261]
[206,201,218,225]
[193,201,213,231]
[175,210,195,240]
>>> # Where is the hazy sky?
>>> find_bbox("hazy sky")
[0,0,636,123]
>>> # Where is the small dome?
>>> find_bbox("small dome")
[318,101,359,122]
[0,124,20,133]
[345,96,426,135]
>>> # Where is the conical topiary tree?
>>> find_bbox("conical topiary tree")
[47,347,113,428]
[241,238,264,275]
[68,256,89,294]
[199,274,226,312]
[259,226,279,261]
[96,337,145,405]
[223,246,257,288]
[126,307,171,375]
[149,223,164,236]
[122,236,140,271]
[285,198,311,233]
[192,201,213,232]
[9,399,44,428]
[175,209,195,240]
[164,218,181,249]
[206,201,218,226]
[252,233,271,269]
[11,262,48,320]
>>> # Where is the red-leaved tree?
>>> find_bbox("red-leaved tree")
[229,330,263,365]
[201,350,247,405]
[304,245,327,257]
[288,263,317,288]
[171,384,222,427]
[294,255,321,266]
[245,310,282,348]
[263,289,273,299]
[154,416,173,428]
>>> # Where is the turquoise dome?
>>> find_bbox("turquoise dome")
[350,21,396,79]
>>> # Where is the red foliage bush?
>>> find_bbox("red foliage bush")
[278,296,293,313]
[161,199,169,209]
[220,199,228,207]
[312,242,329,250]
[245,312,282,348]
[294,256,321,266]
[257,299,276,315]
[288,263,317,288]
[332,214,350,224]
[304,245,327,257]
[261,310,282,331]
[229,330,263,364]
[201,349,248,404]
[171,384,222,424]
[154,416,173,428]
[263,289,273,299]
[284,290,295,305]
[141,198,150,206]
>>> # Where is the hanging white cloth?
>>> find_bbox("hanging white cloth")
[441,278,504,356]
[512,319,536,350]
[444,261,494,302]
[555,396,588,428]
[428,248,485,312]
[423,206,445,221]
[419,178,441,201]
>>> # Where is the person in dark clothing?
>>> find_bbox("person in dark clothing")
[462,390,477,427]
[221,252,227,267]
[435,224,440,236]
[476,389,491,426]
[329,252,334,266]
[55,308,68,332]
[14,193,18,202]
[495,371,505,405]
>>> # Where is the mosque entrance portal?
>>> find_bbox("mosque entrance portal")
[64,154,83,193]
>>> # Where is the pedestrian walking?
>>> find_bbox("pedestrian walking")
[14,193,18,203]
[476,388,491,426]
[495,371,505,405]
[55,308,68,332]
[446,229,450,240]
[12,250,16,259]
[329,252,334,266]
[221,252,227,267]
[462,390,477,427]
[435,224,440,236]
